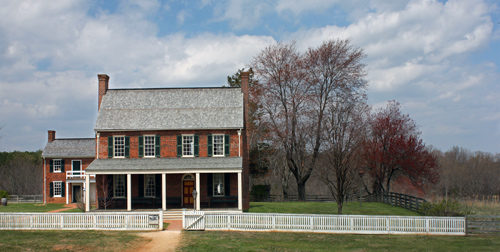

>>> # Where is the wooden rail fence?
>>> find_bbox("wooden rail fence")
[466,215,500,235]
[365,192,427,212]
[0,212,162,230]
[183,211,465,235]
[7,195,43,204]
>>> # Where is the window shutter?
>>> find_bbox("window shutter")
[108,136,113,158]
[138,136,144,158]
[207,134,213,157]
[176,135,182,157]
[224,173,230,196]
[207,174,213,197]
[155,174,161,198]
[194,135,199,157]
[61,160,65,172]
[138,174,144,197]
[49,160,53,172]
[125,136,130,158]
[224,134,230,156]
[61,183,65,197]
[49,182,53,197]
[155,135,161,158]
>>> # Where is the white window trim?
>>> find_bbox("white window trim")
[53,181,63,198]
[182,134,195,157]
[144,174,156,198]
[71,160,82,172]
[212,134,225,157]
[113,135,125,158]
[212,174,225,197]
[53,159,62,173]
[113,174,126,198]
[143,135,156,158]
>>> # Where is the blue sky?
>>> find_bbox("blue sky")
[0,0,499,154]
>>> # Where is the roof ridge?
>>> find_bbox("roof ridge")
[109,87,240,91]
[54,138,94,140]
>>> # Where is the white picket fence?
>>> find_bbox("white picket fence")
[0,211,163,231]
[183,211,465,235]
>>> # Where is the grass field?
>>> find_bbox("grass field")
[0,230,144,251]
[248,201,419,216]
[179,231,500,252]
[0,203,66,212]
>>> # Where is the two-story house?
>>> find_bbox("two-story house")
[43,73,250,212]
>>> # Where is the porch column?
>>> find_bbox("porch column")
[195,173,200,210]
[85,174,90,212]
[127,174,132,211]
[238,172,242,211]
[162,173,166,211]
[65,182,69,204]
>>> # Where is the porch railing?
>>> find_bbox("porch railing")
[66,171,95,180]
[183,211,465,235]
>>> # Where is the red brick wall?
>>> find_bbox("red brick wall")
[97,130,241,159]
[44,157,94,204]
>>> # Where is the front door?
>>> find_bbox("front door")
[183,180,194,206]
[72,185,81,203]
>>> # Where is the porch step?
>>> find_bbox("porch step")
[163,209,184,221]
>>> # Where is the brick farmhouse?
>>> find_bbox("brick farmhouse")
[42,74,251,211]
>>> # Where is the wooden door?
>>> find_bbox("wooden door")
[183,180,194,206]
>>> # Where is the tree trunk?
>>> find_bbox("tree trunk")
[337,201,343,214]
[297,181,306,201]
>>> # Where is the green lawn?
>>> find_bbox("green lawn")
[179,231,500,252]
[0,203,67,212]
[0,230,144,252]
[249,201,419,216]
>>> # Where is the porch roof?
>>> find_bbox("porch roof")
[85,157,242,173]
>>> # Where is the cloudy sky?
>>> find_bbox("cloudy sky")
[0,0,499,154]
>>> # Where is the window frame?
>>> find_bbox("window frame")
[113,136,125,158]
[71,160,82,174]
[53,181,63,197]
[182,134,194,157]
[53,159,62,173]
[113,174,126,198]
[143,135,156,158]
[212,134,225,157]
[212,173,225,197]
[144,174,156,198]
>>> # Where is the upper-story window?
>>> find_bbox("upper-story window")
[182,135,194,157]
[144,136,155,157]
[114,136,125,158]
[53,159,62,173]
[213,134,224,156]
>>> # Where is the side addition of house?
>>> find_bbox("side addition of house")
[42,73,250,212]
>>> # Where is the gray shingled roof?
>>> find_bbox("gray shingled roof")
[42,139,95,158]
[85,157,242,173]
[95,88,244,131]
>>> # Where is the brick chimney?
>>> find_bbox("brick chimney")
[240,71,250,209]
[48,130,56,142]
[98,74,110,111]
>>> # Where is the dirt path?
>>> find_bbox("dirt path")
[47,204,77,213]
[135,230,182,252]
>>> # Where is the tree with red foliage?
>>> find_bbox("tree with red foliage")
[362,101,439,195]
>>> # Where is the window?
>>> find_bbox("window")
[213,174,225,197]
[114,136,125,157]
[182,135,194,157]
[144,136,155,157]
[213,135,224,156]
[113,175,126,198]
[72,160,81,175]
[144,174,156,197]
[53,181,62,197]
[53,159,62,173]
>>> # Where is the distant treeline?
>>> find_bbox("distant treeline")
[0,151,42,195]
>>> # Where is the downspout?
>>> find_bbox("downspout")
[43,158,46,204]
[238,129,242,157]
[96,132,100,159]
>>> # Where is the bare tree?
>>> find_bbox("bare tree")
[252,40,367,200]
[97,175,113,210]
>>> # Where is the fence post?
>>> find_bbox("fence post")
[159,211,163,231]
[310,216,314,231]
[227,215,231,229]
[272,215,276,230]
[426,218,430,233]
[182,209,185,229]
[350,216,354,231]
[60,215,64,228]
